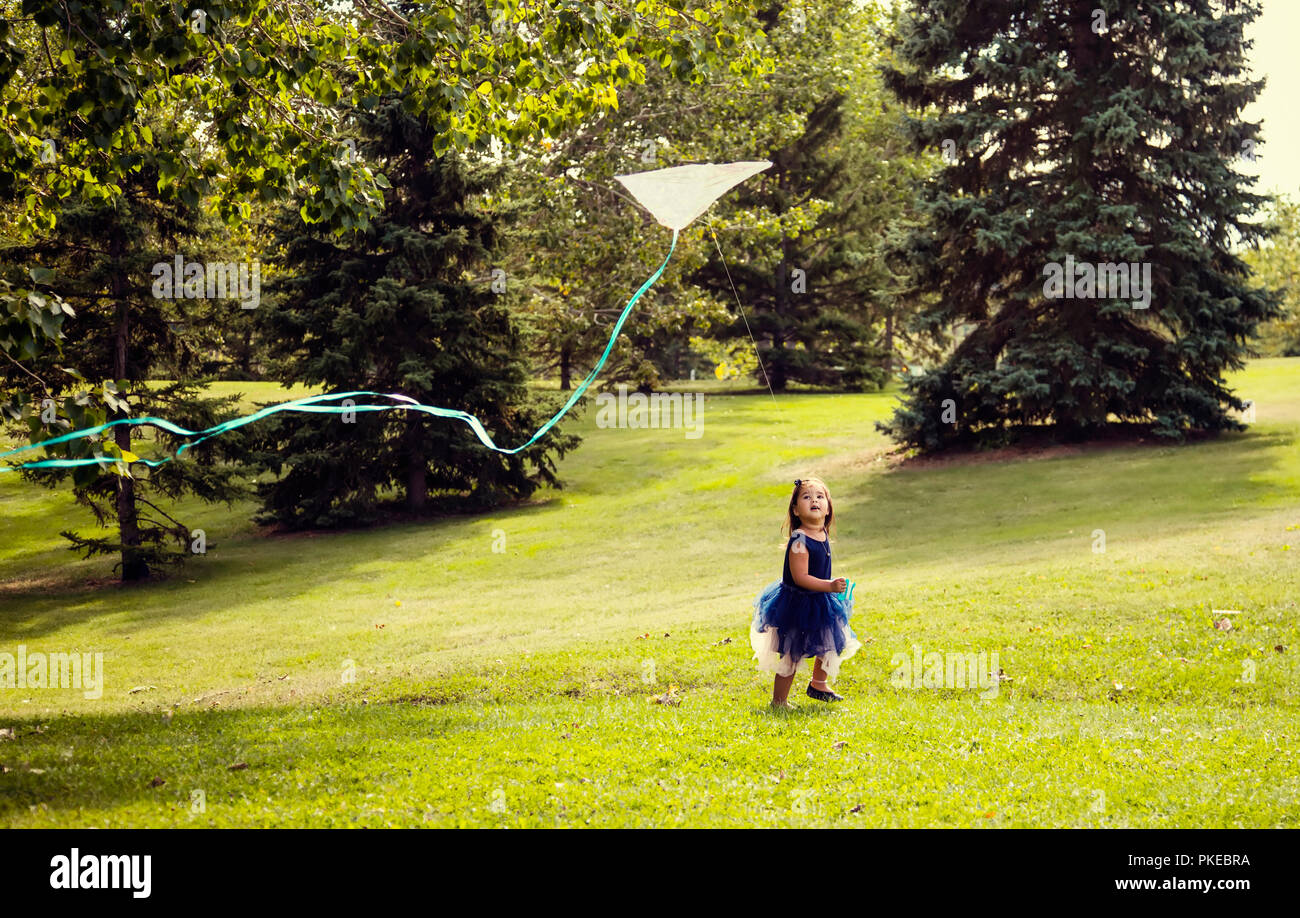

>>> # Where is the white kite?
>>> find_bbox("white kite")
[616,160,772,230]
[1,161,773,473]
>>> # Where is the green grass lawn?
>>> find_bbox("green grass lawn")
[1,361,1298,827]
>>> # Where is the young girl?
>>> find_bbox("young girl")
[750,477,861,708]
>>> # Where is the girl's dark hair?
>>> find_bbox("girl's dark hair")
[783,477,834,540]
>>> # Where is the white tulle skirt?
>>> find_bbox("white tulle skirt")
[749,579,861,683]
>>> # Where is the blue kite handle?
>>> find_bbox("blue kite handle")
[843,579,856,603]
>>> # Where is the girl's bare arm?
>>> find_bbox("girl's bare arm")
[788,534,848,593]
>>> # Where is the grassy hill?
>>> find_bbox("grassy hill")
[1,360,1297,827]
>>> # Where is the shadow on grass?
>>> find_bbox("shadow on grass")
[4,421,1295,646]
[0,701,466,824]
[832,427,1296,572]
[0,489,570,640]
[755,703,838,719]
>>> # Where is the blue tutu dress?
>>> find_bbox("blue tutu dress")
[750,531,861,682]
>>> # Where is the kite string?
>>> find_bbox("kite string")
[705,220,778,409]
[0,231,679,472]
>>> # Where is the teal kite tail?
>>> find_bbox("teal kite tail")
[0,231,679,473]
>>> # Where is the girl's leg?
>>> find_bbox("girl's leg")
[810,658,831,692]
[772,671,796,707]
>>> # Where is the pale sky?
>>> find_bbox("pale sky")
[1242,0,1300,199]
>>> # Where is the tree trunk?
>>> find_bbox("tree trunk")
[771,224,791,392]
[882,311,894,377]
[111,283,148,582]
[559,344,572,391]
[769,336,788,391]
[239,326,253,377]
[405,417,427,511]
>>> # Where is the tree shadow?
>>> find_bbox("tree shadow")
[826,426,1296,574]
[0,701,456,825]
[0,490,568,640]
[754,702,838,719]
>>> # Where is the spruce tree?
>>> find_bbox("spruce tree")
[690,93,885,392]
[684,0,900,392]
[880,0,1282,450]
[1,151,249,581]
[251,100,577,529]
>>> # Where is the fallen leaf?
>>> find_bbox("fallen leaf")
[984,811,996,818]
[228,762,248,771]
[651,685,682,706]
[127,685,156,694]
[831,740,848,750]
[849,804,863,813]
[0,728,14,742]
[1276,645,1286,653]
[148,777,165,788]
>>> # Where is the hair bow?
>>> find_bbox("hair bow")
[793,478,802,486]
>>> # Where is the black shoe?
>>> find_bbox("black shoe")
[806,684,844,702]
